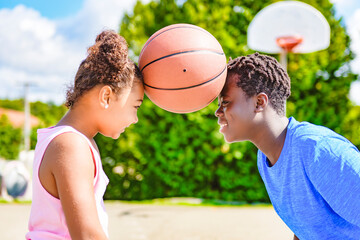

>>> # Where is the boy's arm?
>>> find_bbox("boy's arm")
[306,138,360,227]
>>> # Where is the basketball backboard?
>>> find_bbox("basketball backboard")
[247,1,330,54]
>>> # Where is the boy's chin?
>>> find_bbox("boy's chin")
[223,134,235,143]
[224,134,243,143]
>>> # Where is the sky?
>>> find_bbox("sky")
[0,0,359,105]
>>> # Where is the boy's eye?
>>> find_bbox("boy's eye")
[221,101,229,106]
[135,106,141,109]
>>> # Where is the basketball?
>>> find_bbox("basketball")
[139,23,227,113]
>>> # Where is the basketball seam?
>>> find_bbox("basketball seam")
[140,50,225,72]
[144,65,226,91]
[140,25,216,58]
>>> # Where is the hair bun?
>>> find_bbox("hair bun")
[88,30,129,71]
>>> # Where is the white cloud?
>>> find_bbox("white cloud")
[0,67,67,103]
[330,0,355,6]
[347,9,360,105]
[56,0,137,48]
[0,0,137,104]
[350,81,360,105]
[0,6,79,75]
[330,0,360,105]
[1,0,359,106]
[330,0,357,17]
[347,9,360,74]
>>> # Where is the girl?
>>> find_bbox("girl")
[26,30,144,240]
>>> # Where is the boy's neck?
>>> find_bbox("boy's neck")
[253,115,289,166]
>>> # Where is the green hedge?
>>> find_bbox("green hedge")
[96,0,358,202]
[0,0,358,204]
[0,100,67,158]
[0,115,22,160]
[96,98,269,202]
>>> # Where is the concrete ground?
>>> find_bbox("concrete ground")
[0,201,293,240]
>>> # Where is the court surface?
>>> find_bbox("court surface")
[0,201,292,240]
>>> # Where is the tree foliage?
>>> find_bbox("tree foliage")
[95,0,358,202]
[0,0,358,203]
[97,102,265,201]
[0,99,67,158]
[0,115,22,159]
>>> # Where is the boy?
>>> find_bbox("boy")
[215,53,360,239]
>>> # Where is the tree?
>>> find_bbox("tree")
[121,0,356,133]
[0,99,67,157]
[0,115,22,159]
[95,0,358,202]
[1,0,356,202]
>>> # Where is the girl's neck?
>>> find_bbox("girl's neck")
[57,107,98,139]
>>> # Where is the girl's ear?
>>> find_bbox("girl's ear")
[255,92,269,113]
[99,85,112,109]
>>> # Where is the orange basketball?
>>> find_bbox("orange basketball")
[139,23,227,113]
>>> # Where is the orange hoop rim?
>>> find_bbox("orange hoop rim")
[276,36,303,52]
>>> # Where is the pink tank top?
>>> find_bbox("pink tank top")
[26,126,109,240]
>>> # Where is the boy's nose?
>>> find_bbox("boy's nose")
[215,107,223,117]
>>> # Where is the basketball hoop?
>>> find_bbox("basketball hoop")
[247,1,330,69]
[276,36,303,52]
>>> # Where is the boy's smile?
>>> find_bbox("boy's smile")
[215,73,257,143]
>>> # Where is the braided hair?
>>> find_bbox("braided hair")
[227,53,291,116]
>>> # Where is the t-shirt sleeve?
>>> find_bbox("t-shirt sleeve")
[305,136,360,227]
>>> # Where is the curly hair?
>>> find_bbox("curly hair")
[227,53,291,116]
[65,30,142,108]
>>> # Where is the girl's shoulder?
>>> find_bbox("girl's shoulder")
[44,131,94,172]
[49,130,89,152]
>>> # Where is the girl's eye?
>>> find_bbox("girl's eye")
[135,106,141,109]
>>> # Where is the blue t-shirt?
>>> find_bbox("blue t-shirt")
[257,117,360,240]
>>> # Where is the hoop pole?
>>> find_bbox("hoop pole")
[279,50,288,70]
[24,82,30,153]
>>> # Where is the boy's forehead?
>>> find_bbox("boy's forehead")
[219,87,228,98]
[220,73,238,97]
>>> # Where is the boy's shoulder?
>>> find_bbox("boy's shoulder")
[287,117,357,155]
[289,117,343,141]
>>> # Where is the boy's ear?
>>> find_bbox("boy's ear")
[255,92,268,112]
[99,85,112,109]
